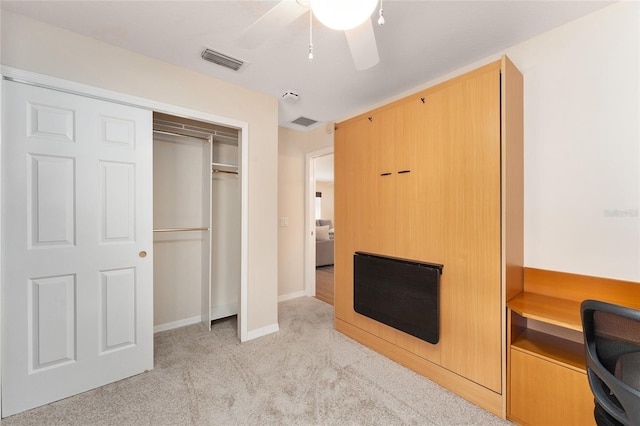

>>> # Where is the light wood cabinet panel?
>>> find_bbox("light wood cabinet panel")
[370,106,399,256]
[396,330,441,364]
[393,99,424,262]
[413,93,446,265]
[334,116,397,342]
[334,116,362,324]
[366,100,423,260]
[437,66,502,392]
[510,349,595,426]
[352,117,377,254]
[502,56,525,304]
[334,57,523,414]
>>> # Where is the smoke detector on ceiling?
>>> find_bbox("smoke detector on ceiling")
[281,91,300,103]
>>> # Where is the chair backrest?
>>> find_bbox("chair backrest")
[581,300,640,425]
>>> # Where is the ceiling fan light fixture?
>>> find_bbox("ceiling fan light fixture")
[310,0,378,31]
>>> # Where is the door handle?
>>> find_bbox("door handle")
[139,251,147,258]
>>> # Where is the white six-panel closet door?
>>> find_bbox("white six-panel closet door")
[1,80,153,416]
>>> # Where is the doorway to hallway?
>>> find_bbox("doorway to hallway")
[315,265,334,305]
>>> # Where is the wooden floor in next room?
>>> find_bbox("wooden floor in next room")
[315,265,334,306]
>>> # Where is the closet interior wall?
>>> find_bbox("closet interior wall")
[152,112,240,331]
[211,134,240,321]
[153,121,211,330]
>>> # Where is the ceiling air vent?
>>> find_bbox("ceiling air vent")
[291,116,318,127]
[201,48,246,72]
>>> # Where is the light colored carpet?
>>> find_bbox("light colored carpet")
[3,297,511,425]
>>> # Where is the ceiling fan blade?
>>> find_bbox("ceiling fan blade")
[238,0,308,49]
[344,18,379,71]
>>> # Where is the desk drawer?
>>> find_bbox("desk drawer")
[509,348,595,426]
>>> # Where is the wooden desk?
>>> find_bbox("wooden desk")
[506,268,640,426]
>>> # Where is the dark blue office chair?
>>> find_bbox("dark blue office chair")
[581,300,640,426]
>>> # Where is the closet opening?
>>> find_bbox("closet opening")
[152,112,241,335]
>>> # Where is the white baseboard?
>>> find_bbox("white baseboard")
[155,304,239,334]
[278,291,305,302]
[154,304,279,340]
[154,315,201,334]
[244,322,280,342]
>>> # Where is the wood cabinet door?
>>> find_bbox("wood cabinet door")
[369,99,423,261]
[370,106,399,256]
[436,66,502,393]
[335,116,379,327]
[336,102,426,259]
[335,63,505,393]
[393,99,422,261]
[334,117,360,323]
[510,349,595,426]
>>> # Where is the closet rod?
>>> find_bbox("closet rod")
[153,129,212,142]
[153,227,210,233]
[213,169,239,175]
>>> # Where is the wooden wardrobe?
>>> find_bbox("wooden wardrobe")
[333,56,523,416]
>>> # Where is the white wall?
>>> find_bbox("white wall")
[278,128,306,298]
[211,143,241,319]
[278,126,333,298]
[507,1,639,281]
[1,10,280,333]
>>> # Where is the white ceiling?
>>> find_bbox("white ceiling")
[1,0,615,130]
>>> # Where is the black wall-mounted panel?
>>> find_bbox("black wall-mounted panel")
[354,252,443,344]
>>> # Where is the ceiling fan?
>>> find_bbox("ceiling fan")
[238,0,384,71]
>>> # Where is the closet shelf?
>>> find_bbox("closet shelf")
[511,328,586,373]
[153,227,210,233]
